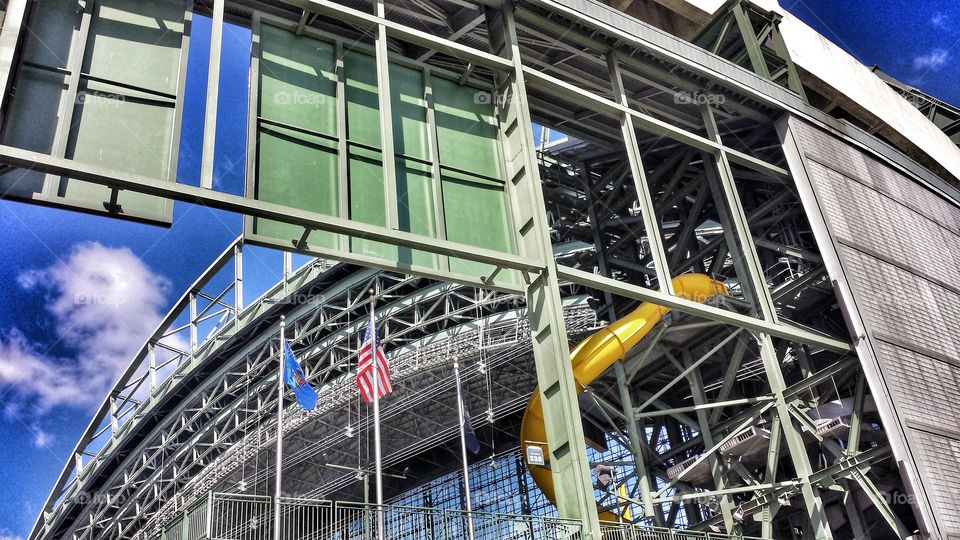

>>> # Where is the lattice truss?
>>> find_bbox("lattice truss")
[25,0,918,538]
[37,234,603,540]
[38,141,904,540]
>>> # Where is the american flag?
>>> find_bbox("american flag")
[356,314,392,404]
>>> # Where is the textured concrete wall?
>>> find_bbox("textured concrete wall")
[789,118,960,538]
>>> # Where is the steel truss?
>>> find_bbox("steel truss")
[10,0,936,538]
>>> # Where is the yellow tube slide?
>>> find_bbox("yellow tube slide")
[519,273,727,521]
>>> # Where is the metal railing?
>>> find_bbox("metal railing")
[153,493,583,540]
[152,493,767,540]
[598,521,764,540]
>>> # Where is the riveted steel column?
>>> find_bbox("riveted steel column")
[486,3,600,537]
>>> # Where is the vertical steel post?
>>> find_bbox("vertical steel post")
[205,492,214,540]
[374,0,398,230]
[613,361,657,523]
[453,358,476,540]
[200,0,224,189]
[189,292,198,353]
[607,51,674,294]
[485,3,600,538]
[275,316,285,540]
[234,244,244,314]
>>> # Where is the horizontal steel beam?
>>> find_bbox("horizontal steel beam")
[522,67,790,181]
[556,265,852,353]
[282,0,512,72]
[0,145,542,274]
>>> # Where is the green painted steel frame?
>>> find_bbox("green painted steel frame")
[10,0,943,538]
[0,0,191,224]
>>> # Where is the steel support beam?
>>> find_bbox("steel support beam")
[485,3,600,537]
[0,145,540,276]
[374,0,399,230]
[556,266,850,353]
[607,51,673,294]
[613,361,658,523]
[756,336,833,539]
[730,1,770,79]
[200,0,224,190]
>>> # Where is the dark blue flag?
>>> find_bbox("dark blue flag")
[462,405,480,454]
[283,340,318,411]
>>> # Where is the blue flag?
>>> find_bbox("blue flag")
[462,405,480,454]
[283,340,318,411]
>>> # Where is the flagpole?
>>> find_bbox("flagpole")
[453,357,476,540]
[369,290,385,540]
[275,315,285,540]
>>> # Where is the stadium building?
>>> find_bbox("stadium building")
[2,0,959,538]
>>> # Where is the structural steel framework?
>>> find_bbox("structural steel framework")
[0,0,955,539]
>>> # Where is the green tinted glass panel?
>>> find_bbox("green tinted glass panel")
[345,51,391,259]
[390,63,435,267]
[347,146,394,260]
[250,25,512,277]
[441,170,513,277]
[0,0,184,223]
[390,63,428,160]
[255,126,339,250]
[253,23,340,247]
[344,51,380,148]
[396,159,436,267]
[433,77,501,179]
[259,25,336,136]
[86,0,185,95]
[60,80,174,217]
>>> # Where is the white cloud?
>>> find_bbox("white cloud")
[912,49,949,71]
[0,242,171,414]
[32,425,53,448]
[0,530,23,540]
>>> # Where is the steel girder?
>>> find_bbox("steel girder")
[38,236,601,540]
[11,0,933,537]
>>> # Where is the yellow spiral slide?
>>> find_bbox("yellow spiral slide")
[520,273,728,521]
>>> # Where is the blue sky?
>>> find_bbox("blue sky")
[0,3,958,539]
[783,0,960,105]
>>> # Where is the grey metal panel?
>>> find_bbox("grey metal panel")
[837,244,958,361]
[876,340,960,431]
[806,159,960,289]
[911,430,960,536]
[793,120,959,235]
[793,116,960,536]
